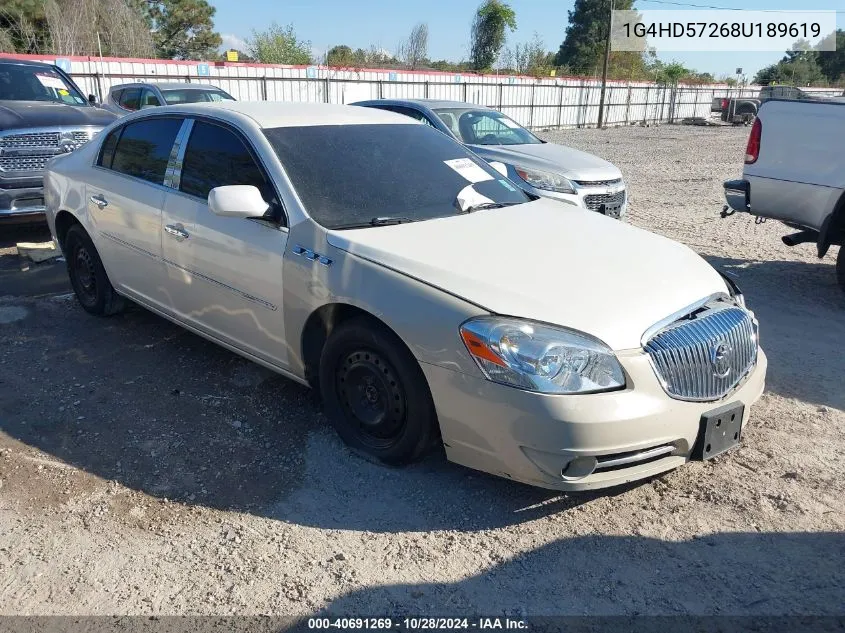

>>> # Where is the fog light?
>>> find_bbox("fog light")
[561,456,597,480]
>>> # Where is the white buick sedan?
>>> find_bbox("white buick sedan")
[44,102,766,491]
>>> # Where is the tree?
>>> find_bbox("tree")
[248,22,312,65]
[327,44,354,67]
[555,0,634,74]
[397,22,428,69]
[144,0,221,60]
[470,0,516,71]
[817,30,845,84]
[503,33,553,76]
[752,41,828,86]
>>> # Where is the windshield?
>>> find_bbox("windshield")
[161,88,235,104]
[0,63,88,105]
[434,108,542,146]
[263,124,530,229]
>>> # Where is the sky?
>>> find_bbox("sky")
[211,0,845,79]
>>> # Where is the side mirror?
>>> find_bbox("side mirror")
[488,161,509,178]
[88,94,98,105]
[208,185,270,218]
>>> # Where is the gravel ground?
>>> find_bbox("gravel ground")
[0,124,843,617]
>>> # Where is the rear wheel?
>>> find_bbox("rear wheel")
[836,246,845,293]
[318,318,437,465]
[65,224,125,316]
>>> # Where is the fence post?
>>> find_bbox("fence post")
[185,74,191,84]
[528,82,536,128]
[556,83,564,128]
[498,82,503,111]
[425,81,430,98]
[324,76,330,103]
[261,76,268,101]
[377,80,383,99]
[624,85,632,125]
[463,82,468,102]
[643,86,650,124]
[94,72,103,101]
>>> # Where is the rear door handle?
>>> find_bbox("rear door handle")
[164,223,190,241]
[90,194,108,209]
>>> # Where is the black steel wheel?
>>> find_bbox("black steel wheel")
[64,224,125,316]
[319,317,437,465]
[837,246,845,293]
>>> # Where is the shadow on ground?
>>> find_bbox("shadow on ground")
[0,297,599,532]
[316,532,845,617]
[707,252,845,411]
[0,223,68,298]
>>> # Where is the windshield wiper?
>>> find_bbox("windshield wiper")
[460,201,523,214]
[332,216,416,230]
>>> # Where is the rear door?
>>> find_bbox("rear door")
[160,118,290,367]
[86,116,184,305]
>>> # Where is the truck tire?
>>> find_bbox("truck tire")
[837,247,845,293]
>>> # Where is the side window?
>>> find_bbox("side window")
[119,88,141,111]
[110,118,183,184]
[140,89,161,109]
[97,127,121,169]
[110,88,123,105]
[396,106,435,127]
[179,120,275,207]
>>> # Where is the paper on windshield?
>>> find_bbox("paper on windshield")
[500,118,521,129]
[35,73,66,90]
[444,158,493,183]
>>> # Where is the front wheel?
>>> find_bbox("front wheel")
[65,224,125,316]
[837,246,845,293]
[318,318,438,465]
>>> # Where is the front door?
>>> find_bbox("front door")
[86,116,184,306]
[160,118,290,368]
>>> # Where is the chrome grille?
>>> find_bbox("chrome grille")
[0,132,60,148]
[0,128,95,173]
[0,156,51,172]
[644,305,758,402]
[574,178,623,187]
[584,190,626,211]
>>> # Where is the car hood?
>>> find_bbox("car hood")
[326,199,728,351]
[0,101,116,130]
[470,143,622,182]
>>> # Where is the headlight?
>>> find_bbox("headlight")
[460,317,625,394]
[515,167,576,194]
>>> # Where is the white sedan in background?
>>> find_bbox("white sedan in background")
[44,102,766,491]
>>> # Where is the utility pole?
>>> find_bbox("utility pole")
[597,0,614,128]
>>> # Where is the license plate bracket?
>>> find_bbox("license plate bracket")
[693,402,745,461]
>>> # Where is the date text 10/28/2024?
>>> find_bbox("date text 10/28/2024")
[307,618,528,630]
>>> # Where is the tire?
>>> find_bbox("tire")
[64,224,125,316]
[837,246,845,293]
[318,317,438,466]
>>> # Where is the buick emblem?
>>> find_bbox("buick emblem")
[710,341,733,378]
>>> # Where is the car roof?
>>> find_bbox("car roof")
[143,101,415,128]
[354,98,493,111]
[110,82,227,91]
[0,57,57,69]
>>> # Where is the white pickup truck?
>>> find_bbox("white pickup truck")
[722,98,845,291]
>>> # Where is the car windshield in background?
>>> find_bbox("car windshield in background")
[434,108,541,146]
[263,123,531,229]
[160,88,235,104]
[0,63,87,105]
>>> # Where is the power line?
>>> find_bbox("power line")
[637,0,845,13]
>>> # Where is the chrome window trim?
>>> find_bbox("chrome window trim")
[164,119,194,190]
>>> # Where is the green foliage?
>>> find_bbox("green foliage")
[554,0,634,73]
[470,0,517,71]
[753,42,827,86]
[145,0,221,60]
[248,22,313,65]
[817,30,845,84]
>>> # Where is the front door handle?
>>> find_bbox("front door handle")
[90,194,108,209]
[164,223,189,241]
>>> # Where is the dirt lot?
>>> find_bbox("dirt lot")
[0,125,843,617]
